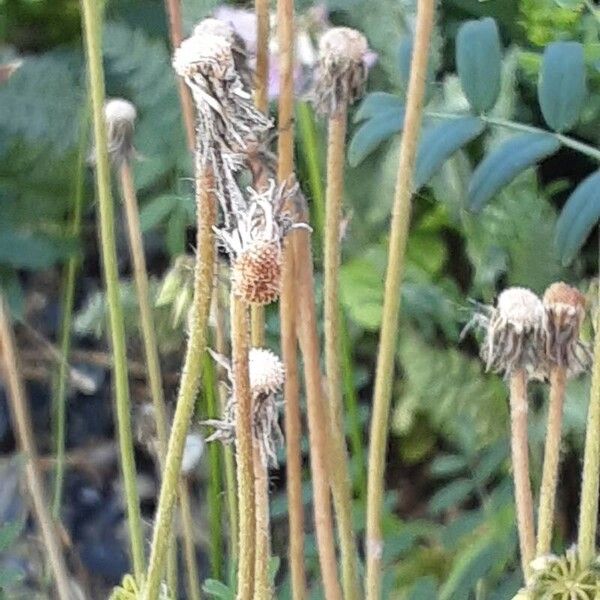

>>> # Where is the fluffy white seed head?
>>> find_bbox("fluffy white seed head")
[194,18,236,43]
[496,287,545,333]
[104,98,136,126]
[249,347,285,397]
[102,98,137,166]
[319,27,368,64]
[172,32,234,80]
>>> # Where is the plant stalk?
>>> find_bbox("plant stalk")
[578,300,600,567]
[52,123,87,518]
[231,296,256,600]
[277,0,306,598]
[323,106,360,600]
[80,0,146,579]
[179,477,202,600]
[536,366,567,556]
[510,369,536,582]
[143,166,216,599]
[364,0,435,597]
[0,296,72,600]
[253,445,272,600]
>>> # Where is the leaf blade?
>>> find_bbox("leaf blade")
[353,92,403,123]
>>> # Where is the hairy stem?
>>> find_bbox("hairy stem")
[52,124,86,518]
[578,300,600,567]
[510,370,536,582]
[253,446,272,600]
[0,296,72,600]
[277,1,306,598]
[536,366,567,556]
[365,1,435,597]
[324,107,360,600]
[80,0,146,579]
[179,477,202,600]
[231,296,256,600]
[143,166,216,599]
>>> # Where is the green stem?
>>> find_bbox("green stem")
[51,120,87,519]
[202,351,224,581]
[297,101,366,499]
[142,165,216,599]
[79,0,145,580]
[427,111,600,162]
[323,107,360,600]
[365,0,436,597]
[578,300,600,567]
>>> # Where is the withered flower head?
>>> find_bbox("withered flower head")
[313,27,369,116]
[543,282,590,375]
[201,347,286,467]
[469,287,545,375]
[215,179,307,305]
[101,98,136,166]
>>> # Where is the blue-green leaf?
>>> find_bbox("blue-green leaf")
[456,18,502,113]
[140,194,179,230]
[468,133,560,212]
[353,92,403,123]
[202,579,235,600]
[555,170,600,265]
[0,521,24,552]
[430,454,467,477]
[538,41,586,133]
[429,479,474,515]
[0,230,78,270]
[414,117,485,189]
[407,576,438,600]
[348,107,404,167]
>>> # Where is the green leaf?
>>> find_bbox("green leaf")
[538,41,586,132]
[430,454,468,478]
[166,209,187,257]
[456,18,502,113]
[414,117,485,189]
[0,521,24,552]
[429,479,474,515]
[139,195,179,231]
[407,576,438,600]
[202,579,235,600]
[0,567,24,589]
[468,133,560,212]
[353,92,403,123]
[0,230,78,270]
[348,107,404,167]
[555,170,600,265]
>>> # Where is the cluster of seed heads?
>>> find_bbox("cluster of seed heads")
[312,26,370,116]
[467,283,590,378]
[201,347,286,467]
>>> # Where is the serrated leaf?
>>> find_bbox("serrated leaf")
[348,107,404,167]
[353,92,403,123]
[430,454,468,478]
[456,18,502,113]
[202,579,235,600]
[538,41,586,132]
[468,133,560,211]
[429,479,474,515]
[555,170,600,265]
[414,117,485,189]
[140,195,179,230]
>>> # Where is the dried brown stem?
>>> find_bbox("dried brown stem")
[0,296,72,600]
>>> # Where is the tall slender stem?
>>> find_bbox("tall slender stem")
[578,300,600,567]
[536,367,567,556]
[231,296,256,600]
[80,0,146,579]
[276,1,306,598]
[143,166,216,599]
[179,477,202,600]
[163,0,195,151]
[0,296,72,600]
[253,445,272,600]
[509,370,535,581]
[365,1,435,597]
[52,123,87,518]
[323,107,360,600]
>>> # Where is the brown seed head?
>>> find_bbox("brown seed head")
[232,239,282,305]
[313,27,369,116]
[543,282,589,373]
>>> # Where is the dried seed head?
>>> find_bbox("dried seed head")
[99,98,137,166]
[313,27,369,116]
[472,287,545,375]
[249,347,285,397]
[173,32,235,80]
[232,239,282,305]
[215,179,308,305]
[543,282,590,374]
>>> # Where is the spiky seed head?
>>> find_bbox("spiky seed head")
[249,348,285,397]
[172,32,234,80]
[543,282,590,373]
[313,26,369,115]
[478,287,545,375]
[103,98,136,166]
[232,240,282,305]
